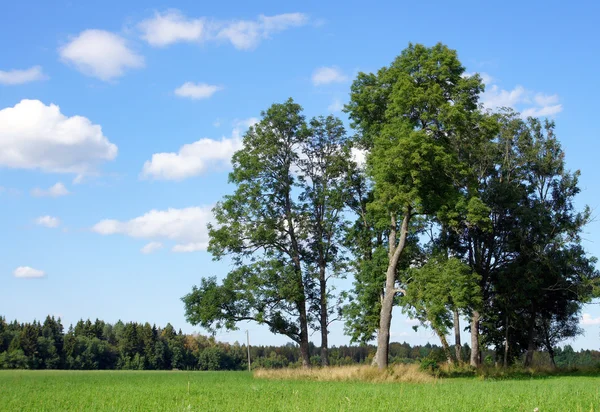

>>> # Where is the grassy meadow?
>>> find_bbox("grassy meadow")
[1,368,600,411]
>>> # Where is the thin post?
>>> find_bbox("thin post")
[246,330,251,372]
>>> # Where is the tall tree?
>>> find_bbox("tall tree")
[455,111,599,366]
[345,43,483,368]
[183,100,352,367]
[297,115,352,365]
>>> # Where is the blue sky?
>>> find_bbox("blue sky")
[2,0,600,350]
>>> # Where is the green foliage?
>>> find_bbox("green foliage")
[403,255,480,335]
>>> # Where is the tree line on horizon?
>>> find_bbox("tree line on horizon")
[182,42,600,369]
[1,316,598,370]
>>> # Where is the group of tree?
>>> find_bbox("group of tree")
[183,42,599,369]
[4,316,597,370]
[0,316,244,370]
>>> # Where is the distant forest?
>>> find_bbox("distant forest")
[1,316,598,370]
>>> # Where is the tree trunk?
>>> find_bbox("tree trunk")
[298,300,311,368]
[503,314,509,368]
[470,310,480,367]
[524,314,536,367]
[453,308,462,363]
[542,321,556,368]
[319,267,329,366]
[436,329,453,364]
[374,210,411,370]
[375,278,394,369]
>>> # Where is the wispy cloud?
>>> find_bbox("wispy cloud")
[138,10,309,50]
[35,215,60,228]
[581,313,600,326]
[312,66,348,86]
[141,242,163,254]
[471,72,563,118]
[0,66,47,85]
[31,182,70,198]
[14,266,46,278]
[174,82,223,100]
[327,98,344,113]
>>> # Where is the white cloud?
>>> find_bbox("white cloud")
[174,82,222,100]
[59,29,144,81]
[0,66,47,85]
[475,72,563,118]
[139,10,204,47]
[328,98,343,113]
[481,84,527,109]
[581,313,600,326]
[138,10,308,50]
[141,241,163,254]
[534,93,559,107]
[172,242,207,253]
[31,182,70,198]
[35,215,60,228]
[92,206,213,252]
[14,266,45,278]
[312,66,348,86]
[141,118,257,181]
[521,104,563,118]
[0,99,117,174]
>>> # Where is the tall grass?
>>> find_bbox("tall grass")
[254,364,434,383]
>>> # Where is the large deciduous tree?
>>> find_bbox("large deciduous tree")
[344,43,483,368]
[182,99,351,367]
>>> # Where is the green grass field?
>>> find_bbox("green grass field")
[1,370,599,411]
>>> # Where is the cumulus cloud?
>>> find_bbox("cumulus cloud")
[0,99,117,174]
[35,215,60,228]
[174,82,222,100]
[92,206,213,252]
[59,29,144,81]
[472,72,563,118]
[138,10,308,50]
[14,266,45,278]
[141,118,257,181]
[581,313,600,326]
[141,241,163,254]
[0,66,47,85]
[31,182,70,198]
[312,66,348,86]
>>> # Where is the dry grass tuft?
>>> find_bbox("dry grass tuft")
[253,364,434,383]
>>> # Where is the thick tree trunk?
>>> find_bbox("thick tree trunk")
[436,329,454,364]
[374,210,410,370]
[524,314,536,367]
[453,308,462,363]
[375,276,394,369]
[470,311,480,367]
[319,267,329,366]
